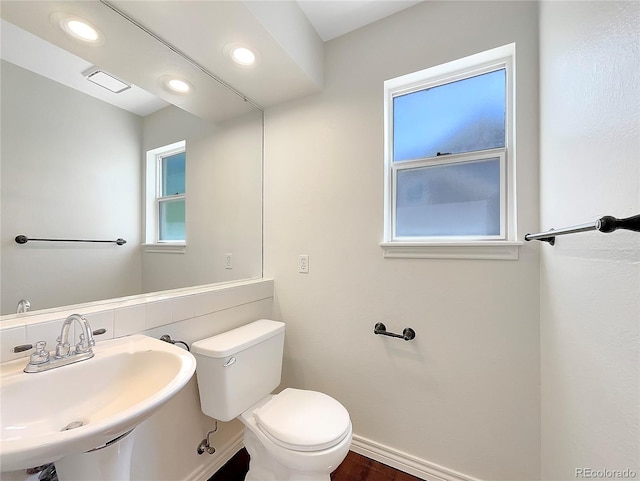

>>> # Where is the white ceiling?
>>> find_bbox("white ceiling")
[297,0,423,41]
[0,18,168,117]
[0,1,423,120]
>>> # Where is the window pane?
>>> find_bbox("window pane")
[396,158,501,237]
[393,69,505,162]
[162,152,185,196]
[159,198,185,241]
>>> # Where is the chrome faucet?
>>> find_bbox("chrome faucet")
[16,314,96,373]
[16,299,30,313]
[55,314,96,358]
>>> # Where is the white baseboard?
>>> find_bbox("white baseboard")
[185,431,244,481]
[184,431,481,481]
[350,434,482,481]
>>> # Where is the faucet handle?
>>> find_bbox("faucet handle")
[13,340,48,355]
[29,341,50,365]
[75,333,95,354]
[13,343,35,353]
[55,342,70,358]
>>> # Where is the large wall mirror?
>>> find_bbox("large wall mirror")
[0,1,263,317]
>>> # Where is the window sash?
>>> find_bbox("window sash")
[390,149,507,241]
[157,196,186,242]
[155,153,185,243]
[156,151,185,202]
[160,151,186,197]
[392,67,507,162]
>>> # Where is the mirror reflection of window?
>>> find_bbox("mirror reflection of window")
[159,150,186,242]
[145,140,186,244]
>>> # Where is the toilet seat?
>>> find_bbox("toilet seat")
[253,388,351,452]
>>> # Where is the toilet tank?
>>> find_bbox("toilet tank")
[191,319,285,422]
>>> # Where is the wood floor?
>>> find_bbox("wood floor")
[208,448,424,481]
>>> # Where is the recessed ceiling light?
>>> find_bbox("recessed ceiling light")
[53,13,104,44]
[224,43,259,67]
[160,76,192,95]
[168,79,190,93]
[67,20,99,41]
[231,47,256,66]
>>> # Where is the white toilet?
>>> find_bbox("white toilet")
[192,319,352,481]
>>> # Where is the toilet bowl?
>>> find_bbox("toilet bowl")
[240,390,352,480]
[192,320,352,481]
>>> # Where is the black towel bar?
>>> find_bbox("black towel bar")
[15,235,126,246]
[525,214,640,245]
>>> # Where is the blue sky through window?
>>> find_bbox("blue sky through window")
[393,69,505,161]
[162,152,186,196]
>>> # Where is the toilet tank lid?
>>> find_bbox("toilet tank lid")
[192,319,285,358]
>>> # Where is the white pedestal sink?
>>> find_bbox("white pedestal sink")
[0,335,196,480]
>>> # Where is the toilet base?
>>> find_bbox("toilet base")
[243,428,332,481]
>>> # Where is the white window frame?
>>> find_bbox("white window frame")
[381,43,522,260]
[144,140,186,253]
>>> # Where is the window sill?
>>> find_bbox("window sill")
[143,243,186,254]
[379,241,523,260]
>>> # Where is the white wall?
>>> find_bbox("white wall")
[0,61,142,315]
[141,106,263,293]
[539,2,640,478]
[264,2,541,480]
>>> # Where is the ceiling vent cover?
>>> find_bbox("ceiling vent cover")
[82,67,131,94]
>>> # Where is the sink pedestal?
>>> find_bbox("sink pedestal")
[55,430,136,481]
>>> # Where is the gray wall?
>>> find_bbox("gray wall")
[1,62,263,316]
[264,2,540,479]
[1,61,142,315]
[141,106,263,293]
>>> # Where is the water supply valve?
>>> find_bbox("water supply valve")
[197,422,218,455]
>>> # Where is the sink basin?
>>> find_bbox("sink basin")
[0,334,196,472]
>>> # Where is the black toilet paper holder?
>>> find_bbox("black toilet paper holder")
[374,323,416,341]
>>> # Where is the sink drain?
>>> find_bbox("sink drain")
[61,421,84,431]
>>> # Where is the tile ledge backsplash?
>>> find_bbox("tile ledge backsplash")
[1,278,274,364]
[1,278,271,328]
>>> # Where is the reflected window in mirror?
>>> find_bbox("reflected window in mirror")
[159,150,186,241]
[145,140,186,248]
